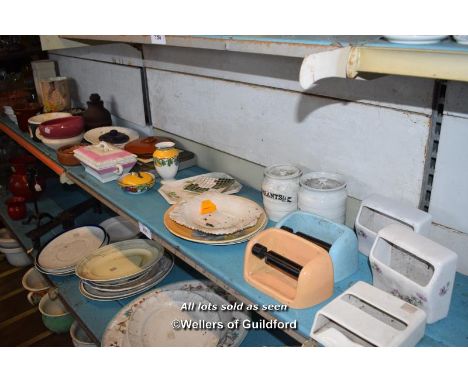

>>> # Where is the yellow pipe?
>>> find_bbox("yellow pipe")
[347,46,468,82]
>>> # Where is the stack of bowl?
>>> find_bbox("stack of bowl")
[0,228,32,267]
[36,116,85,151]
[28,112,72,142]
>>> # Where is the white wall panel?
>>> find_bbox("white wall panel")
[147,69,430,205]
[430,224,468,275]
[49,54,146,126]
[143,45,434,115]
[429,115,468,233]
[445,81,468,118]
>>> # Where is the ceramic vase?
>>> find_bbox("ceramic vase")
[82,93,112,130]
[153,142,180,183]
[40,77,70,112]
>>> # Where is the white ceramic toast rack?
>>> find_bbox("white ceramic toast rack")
[370,224,458,324]
[310,281,426,347]
[355,194,432,256]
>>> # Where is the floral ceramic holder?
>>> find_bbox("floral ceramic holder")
[153,142,180,183]
[355,194,432,256]
[244,228,333,309]
[310,281,427,347]
[369,224,458,324]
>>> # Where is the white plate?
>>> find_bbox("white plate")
[37,226,108,271]
[84,126,139,147]
[79,253,173,299]
[102,280,250,347]
[383,35,449,44]
[127,290,221,347]
[0,228,19,249]
[169,192,264,235]
[76,239,164,283]
[99,216,140,243]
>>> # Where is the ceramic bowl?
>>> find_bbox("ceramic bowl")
[69,321,96,347]
[38,294,74,333]
[1,246,32,267]
[57,143,89,166]
[39,116,84,139]
[37,130,84,151]
[28,112,72,142]
[117,172,155,194]
[0,228,19,249]
[22,267,50,305]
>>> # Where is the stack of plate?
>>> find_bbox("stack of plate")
[164,191,267,245]
[35,226,109,276]
[102,280,250,347]
[75,239,173,301]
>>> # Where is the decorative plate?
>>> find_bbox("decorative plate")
[37,226,108,272]
[102,280,250,347]
[127,290,221,347]
[84,126,139,147]
[99,216,140,243]
[169,192,264,235]
[158,172,242,204]
[164,207,267,245]
[76,239,164,283]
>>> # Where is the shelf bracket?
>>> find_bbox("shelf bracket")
[300,45,468,88]
[299,47,352,89]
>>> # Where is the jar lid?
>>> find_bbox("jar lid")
[119,172,154,186]
[300,172,346,191]
[264,164,302,180]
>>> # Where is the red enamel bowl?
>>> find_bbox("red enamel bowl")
[39,116,84,139]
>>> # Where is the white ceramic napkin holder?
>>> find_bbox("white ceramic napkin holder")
[310,281,426,347]
[369,224,458,324]
[355,194,432,256]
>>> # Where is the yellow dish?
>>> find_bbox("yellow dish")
[118,172,154,186]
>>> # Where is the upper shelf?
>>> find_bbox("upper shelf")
[52,35,468,85]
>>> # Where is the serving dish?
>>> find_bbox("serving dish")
[383,35,449,44]
[84,126,139,147]
[84,252,173,293]
[117,172,155,194]
[57,143,89,166]
[75,239,164,283]
[39,116,84,139]
[28,112,72,125]
[124,136,173,159]
[36,130,84,151]
[99,216,140,243]
[36,226,108,274]
[128,290,221,347]
[102,280,250,347]
[164,206,267,245]
[169,192,263,235]
[79,253,174,301]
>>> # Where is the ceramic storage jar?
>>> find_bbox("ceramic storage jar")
[262,164,302,222]
[298,171,347,224]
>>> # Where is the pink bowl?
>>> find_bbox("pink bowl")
[39,116,84,139]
